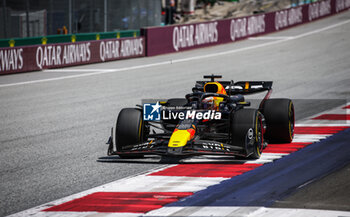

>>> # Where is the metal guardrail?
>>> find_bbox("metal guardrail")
[0,30,140,48]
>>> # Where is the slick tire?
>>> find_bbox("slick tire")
[166,98,188,107]
[231,109,264,159]
[261,98,294,143]
[115,108,144,159]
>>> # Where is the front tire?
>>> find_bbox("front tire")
[231,109,264,159]
[115,108,144,158]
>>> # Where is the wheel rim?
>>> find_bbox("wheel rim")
[253,112,264,157]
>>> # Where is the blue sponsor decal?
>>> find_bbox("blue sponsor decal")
[143,102,161,121]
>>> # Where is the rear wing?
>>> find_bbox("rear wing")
[193,81,273,95]
[228,81,272,95]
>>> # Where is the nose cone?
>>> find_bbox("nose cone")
[168,128,195,148]
[168,130,191,147]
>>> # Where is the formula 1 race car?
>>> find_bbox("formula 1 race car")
[106,75,294,159]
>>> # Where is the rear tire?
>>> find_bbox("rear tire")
[231,109,264,159]
[115,108,144,158]
[261,98,294,143]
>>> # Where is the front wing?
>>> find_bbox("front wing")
[111,139,245,157]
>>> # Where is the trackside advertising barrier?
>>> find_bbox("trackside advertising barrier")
[1,0,349,75]
[0,37,145,75]
[142,0,350,56]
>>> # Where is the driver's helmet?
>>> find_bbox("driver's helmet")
[203,82,227,109]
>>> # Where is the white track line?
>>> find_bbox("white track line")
[0,62,171,88]
[249,36,294,40]
[146,206,350,217]
[44,69,114,72]
[295,123,350,126]
[1,18,350,88]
